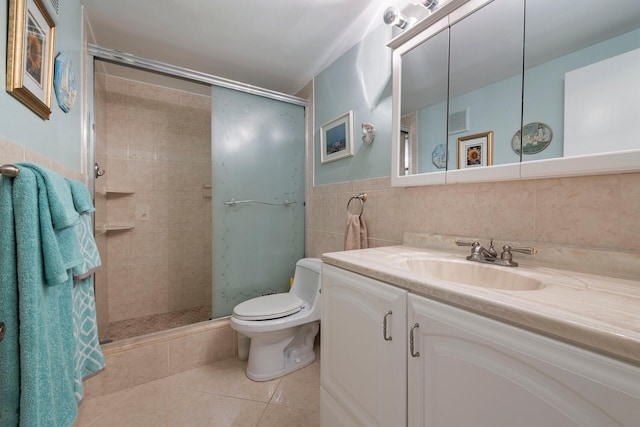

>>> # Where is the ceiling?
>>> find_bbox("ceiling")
[82,0,413,95]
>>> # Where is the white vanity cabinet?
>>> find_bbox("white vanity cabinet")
[321,264,407,426]
[321,264,640,427]
[408,294,640,427]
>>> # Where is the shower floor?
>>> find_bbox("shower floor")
[100,305,212,342]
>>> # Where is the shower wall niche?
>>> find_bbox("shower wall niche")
[94,68,212,341]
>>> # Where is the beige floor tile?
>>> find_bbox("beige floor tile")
[78,380,202,426]
[75,388,136,426]
[181,393,267,427]
[270,360,320,412]
[76,354,321,427]
[158,358,280,402]
[257,404,320,427]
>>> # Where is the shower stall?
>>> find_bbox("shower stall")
[89,48,306,343]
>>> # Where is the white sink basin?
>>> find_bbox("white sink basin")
[396,258,545,291]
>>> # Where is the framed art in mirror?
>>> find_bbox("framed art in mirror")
[320,110,354,163]
[6,0,56,120]
[457,131,493,169]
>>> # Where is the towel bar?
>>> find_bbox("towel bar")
[347,193,367,218]
[224,198,300,207]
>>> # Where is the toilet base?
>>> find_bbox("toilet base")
[244,321,320,382]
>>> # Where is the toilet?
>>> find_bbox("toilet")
[230,258,322,381]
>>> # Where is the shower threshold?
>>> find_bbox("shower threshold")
[100,305,212,342]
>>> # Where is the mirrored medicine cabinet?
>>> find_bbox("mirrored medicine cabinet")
[389,0,640,187]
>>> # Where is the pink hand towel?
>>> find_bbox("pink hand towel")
[344,212,368,250]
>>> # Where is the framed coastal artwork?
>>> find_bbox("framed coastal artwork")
[320,110,354,163]
[6,0,56,119]
[457,131,493,169]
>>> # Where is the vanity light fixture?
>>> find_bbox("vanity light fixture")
[416,0,439,11]
[383,6,409,29]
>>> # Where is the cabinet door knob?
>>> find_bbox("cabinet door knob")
[383,311,393,341]
[410,323,420,357]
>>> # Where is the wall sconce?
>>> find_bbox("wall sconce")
[383,6,409,29]
[362,123,376,145]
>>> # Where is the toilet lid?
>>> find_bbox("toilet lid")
[233,293,304,321]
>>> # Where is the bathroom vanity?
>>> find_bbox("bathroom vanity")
[319,240,640,426]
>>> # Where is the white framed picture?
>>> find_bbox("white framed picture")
[320,111,354,163]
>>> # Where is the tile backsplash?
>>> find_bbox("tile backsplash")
[305,172,640,262]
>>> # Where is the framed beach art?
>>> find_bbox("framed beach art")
[457,131,493,169]
[320,110,354,163]
[6,0,56,119]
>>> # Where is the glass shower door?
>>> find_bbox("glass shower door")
[211,86,306,318]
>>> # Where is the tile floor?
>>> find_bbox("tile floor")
[75,356,320,426]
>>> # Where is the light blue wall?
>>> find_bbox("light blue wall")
[0,0,83,171]
[314,24,393,185]
[315,23,640,184]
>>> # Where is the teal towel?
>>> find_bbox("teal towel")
[3,168,78,427]
[67,178,104,402]
[66,178,95,214]
[0,176,19,427]
[17,163,79,229]
[19,164,82,284]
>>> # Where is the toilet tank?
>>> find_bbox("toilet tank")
[290,258,322,305]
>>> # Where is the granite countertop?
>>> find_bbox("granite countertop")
[321,245,640,367]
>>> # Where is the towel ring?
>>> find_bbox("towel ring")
[347,193,367,218]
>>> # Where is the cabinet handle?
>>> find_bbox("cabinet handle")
[410,323,420,357]
[383,310,393,341]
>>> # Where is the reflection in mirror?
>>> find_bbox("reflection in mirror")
[447,0,524,170]
[523,0,640,162]
[400,28,449,175]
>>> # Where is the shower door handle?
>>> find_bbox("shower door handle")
[94,162,106,179]
[0,322,5,342]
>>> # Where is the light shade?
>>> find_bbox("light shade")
[383,6,408,29]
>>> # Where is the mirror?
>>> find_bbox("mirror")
[400,27,449,176]
[447,0,524,171]
[390,0,640,187]
[522,0,640,163]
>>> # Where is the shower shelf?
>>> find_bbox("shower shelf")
[98,222,135,234]
[100,186,135,197]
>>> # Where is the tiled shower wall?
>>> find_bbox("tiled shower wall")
[95,74,212,326]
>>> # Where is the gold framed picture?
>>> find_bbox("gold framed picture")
[6,0,56,120]
[457,131,493,169]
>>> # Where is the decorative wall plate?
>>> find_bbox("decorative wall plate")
[432,143,446,169]
[53,52,77,113]
[511,122,552,155]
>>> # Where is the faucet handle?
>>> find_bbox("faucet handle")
[456,240,478,247]
[508,245,537,255]
[500,245,537,266]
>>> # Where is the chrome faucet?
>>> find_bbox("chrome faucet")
[456,239,536,267]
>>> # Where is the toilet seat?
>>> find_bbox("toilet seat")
[233,293,304,321]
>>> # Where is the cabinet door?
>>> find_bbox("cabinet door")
[408,294,640,427]
[321,265,407,427]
